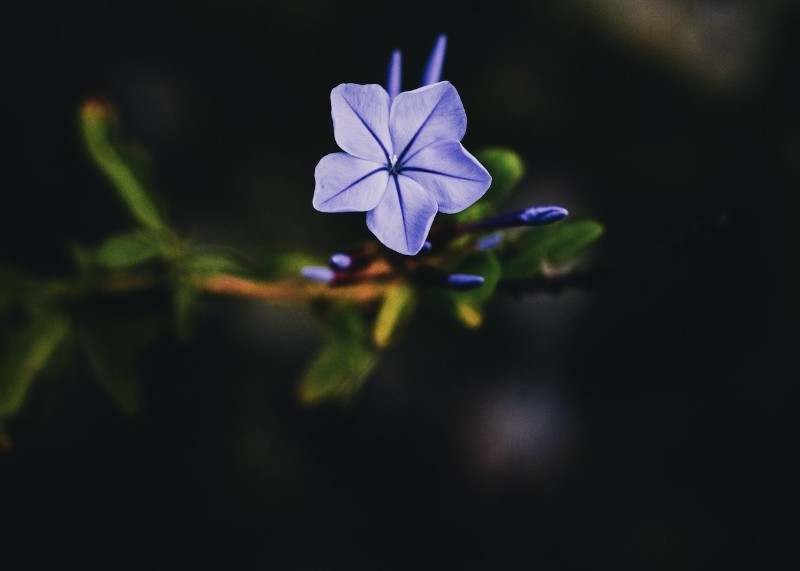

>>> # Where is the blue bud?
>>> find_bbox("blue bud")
[300,266,336,283]
[422,34,447,86]
[387,49,402,100]
[329,253,352,270]
[462,205,569,233]
[476,232,504,250]
[421,240,433,253]
[446,273,485,290]
[517,206,569,226]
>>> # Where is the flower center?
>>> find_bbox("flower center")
[388,153,400,174]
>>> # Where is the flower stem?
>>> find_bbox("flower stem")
[194,274,387,303]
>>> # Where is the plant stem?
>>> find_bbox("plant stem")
[194,274,387,303]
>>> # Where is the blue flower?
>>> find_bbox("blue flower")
[313,35,492,256]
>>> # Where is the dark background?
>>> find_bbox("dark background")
[2,0,798,569]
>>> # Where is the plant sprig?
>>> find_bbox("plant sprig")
[0,99,603,440]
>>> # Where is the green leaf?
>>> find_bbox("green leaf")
[373,284,417,348]
[80,100,165,231]
[95,232,160,268]
[544,220,605,264]
[0,313,70,419]
[80,317,159,415]
[299,306,379,405]
[184,250,250,277]
[263,251,326,279]
[456,148,525,222]
[445,251,502,329]
[501,219,604,279]
[477,147,525,205]
[451,200,492,224]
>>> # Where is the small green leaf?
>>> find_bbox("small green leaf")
[184,251,249,277]
[502,219,604,278]
[500,231,550,278]
[263,251,326,279]
[80,100,165,231]
[477,147,525,205]
[456,148,525,222]
[96,232,160,268]
[299,307,379,405]
[80,317,159,415]
[452,200,492,224]
[454,302,484,329]
[545,220,605,265]
[0,313,70,419]
[373,284,417,348]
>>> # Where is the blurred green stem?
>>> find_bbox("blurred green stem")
[81,100,165,232]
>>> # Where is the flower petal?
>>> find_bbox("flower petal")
[387,49,402,100]
[313,152,389,212]
[390,82,466,165]
[331,84,392,163]
[400,140,491,213]
[367,175,438,255]
[421,34,447,86]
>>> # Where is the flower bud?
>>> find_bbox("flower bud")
[300,266,335,283]
[329,253,352,270]
[446,273,485,290]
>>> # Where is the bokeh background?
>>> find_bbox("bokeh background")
[3,0,798,568]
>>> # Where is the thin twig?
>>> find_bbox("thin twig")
[194,274,389,303]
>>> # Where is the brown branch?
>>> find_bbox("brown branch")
[194,274,389,304]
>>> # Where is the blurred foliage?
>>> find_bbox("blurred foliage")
[373,283,417,349]
[0,312,70,420]
[501,220,605,279]
[455,147,525,223]
[298,304,380,405]
[0,98,603,433]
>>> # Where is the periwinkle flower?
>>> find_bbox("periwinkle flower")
[313,35,492,256]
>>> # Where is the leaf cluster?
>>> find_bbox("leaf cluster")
[298,147,604,403]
